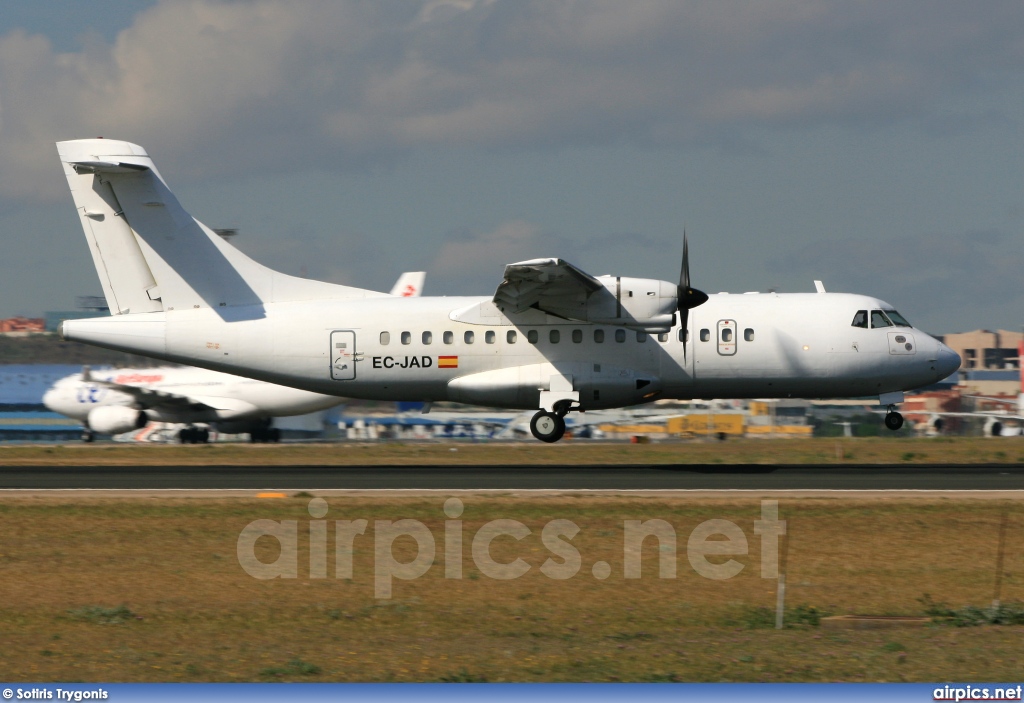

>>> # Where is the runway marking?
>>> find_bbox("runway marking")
[1,488,1023,499]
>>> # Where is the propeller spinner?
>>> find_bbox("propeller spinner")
[677,233,709,360]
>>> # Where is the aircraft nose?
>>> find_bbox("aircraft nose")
[42,387,59,412]
[934,342,961,379]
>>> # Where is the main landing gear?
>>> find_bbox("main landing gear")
[884,407,904,431]
[530,400,574,443]
[249,427,281,443]
[178,426,210,443]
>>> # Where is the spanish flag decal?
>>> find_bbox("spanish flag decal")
[438,356,459,369]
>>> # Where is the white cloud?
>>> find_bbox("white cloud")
[771,229,1024,333]
[0,0,1022,201]
[429,220,569,294]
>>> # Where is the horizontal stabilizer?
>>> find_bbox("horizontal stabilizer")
[70,160,151,174]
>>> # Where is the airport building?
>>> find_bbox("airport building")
[0,317,45,335]
[941,329,1021,371]
[941,329,1022,397]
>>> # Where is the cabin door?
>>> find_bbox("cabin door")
[330,330,357,380]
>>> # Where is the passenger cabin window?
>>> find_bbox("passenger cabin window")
[443,331,454,344]
[636,332,647,343]
[507,330,517,344]
[884,310,912,327]
[700,329,711,342]
[721,328,733,343]
[380,331,390,345]
[658,333,668,343]
[615,329,626,343]
[572,329,583,343]
[464,331,475,344]
[870,310,893,328]
[422,331,432,345]
[594,329,605,343]
[485,331,495,344]
[852,310,868,329]
[401,331,411,345]
[744,328,754,342]
[528,330,539,344]
[550,330,560,344]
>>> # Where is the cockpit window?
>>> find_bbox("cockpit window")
[883,309,912,327]
[870,310,893,328]
[851,310,868,329]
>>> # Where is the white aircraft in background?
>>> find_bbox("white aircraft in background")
[921,344,1024,437]
[43,365,341,443]
[45,272,425,443]
[55,138,961,442]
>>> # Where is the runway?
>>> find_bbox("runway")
[1,463,1023,491]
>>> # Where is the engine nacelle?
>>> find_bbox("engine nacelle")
[539,276,678,332]
[984,417,1004,437]
[448,362,662,410]
[87,406,148,435]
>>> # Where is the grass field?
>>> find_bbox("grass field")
[2,436,1024,466]
[0,495,1021,682]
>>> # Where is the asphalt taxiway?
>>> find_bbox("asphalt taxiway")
[0,463,1023,491]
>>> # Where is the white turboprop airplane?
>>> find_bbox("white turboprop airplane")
[55,139,961,442]
[43,272,425,443]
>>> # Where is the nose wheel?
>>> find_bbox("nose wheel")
[530,409,567,443]
[884,409,904,431]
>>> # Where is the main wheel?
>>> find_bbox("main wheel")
[884,412,904,431]
[81,430,95,443]
[530,410,566,443]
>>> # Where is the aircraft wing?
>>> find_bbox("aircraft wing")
[921,411,1024,420]
[493,258,603,315]
[81,368,217,413]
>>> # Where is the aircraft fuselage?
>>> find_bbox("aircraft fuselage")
[61,290,960,411]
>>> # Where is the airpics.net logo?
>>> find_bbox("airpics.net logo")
[236,498,786,598]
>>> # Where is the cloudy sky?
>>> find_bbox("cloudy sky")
[1,0,1022,335]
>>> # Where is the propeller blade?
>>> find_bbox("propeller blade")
[677,231,707,310]
[681,232,690,290]
[676,231,708,363]
[680,308,689,362]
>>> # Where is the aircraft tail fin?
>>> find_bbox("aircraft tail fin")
[389,271,426,297]
[58,139,383,317]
